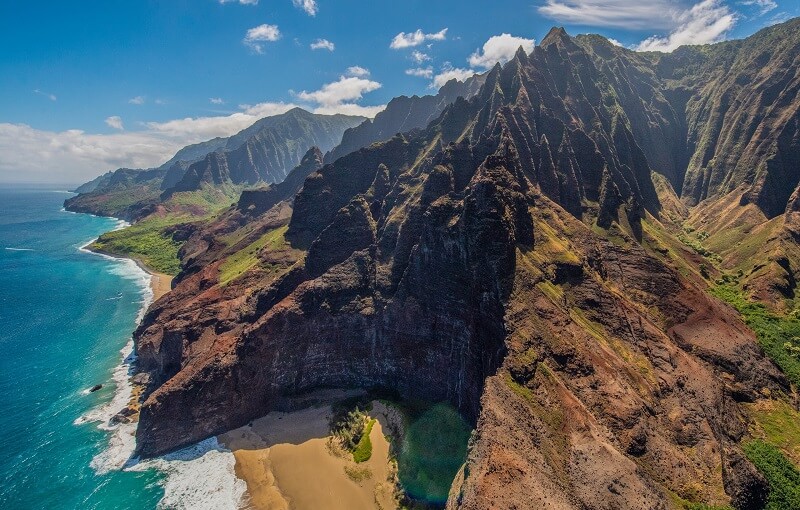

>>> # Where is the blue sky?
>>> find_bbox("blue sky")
[0,0,797,184]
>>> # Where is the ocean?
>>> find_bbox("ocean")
[0,186,466,510]
[0,187,165,509]
[0,186,249,510]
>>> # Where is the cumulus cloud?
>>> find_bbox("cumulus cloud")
[292,0,318,16]
[411,50,431,64]
[243,24,281,53]
[295,73,384,117]
[310,38,335,51]
[219,0,258,4]
[468,34,535,69]
[406,67,434,79]
[296,76,380,106]
[390,28,448,49]
[128,96,145,105]
[346,66,370,77]
[105,116,124,130]
[539,0,681,29]
[432,64,475,89]
[739,0,777,15]
[635,0,736,52]
[210,97,225,104]
[0,102,302,184]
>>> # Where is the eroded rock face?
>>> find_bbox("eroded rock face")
[134,22,800,509]
[166,109,363,195]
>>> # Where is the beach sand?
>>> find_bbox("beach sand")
[147,270,172,301]
[219,402,401,510]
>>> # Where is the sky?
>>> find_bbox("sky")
[0,0,797,185]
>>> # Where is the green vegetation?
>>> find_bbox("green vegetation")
[330,404,372,457]
[88,185,242,276]
[743,440,800,510]
[92,216,184,275]
[681,503,732,510]
[217,226,288,285]
[396,403,471,505]
[163,184,244,218]
[711,285,800,387]
[677,231,721,262]
[343,464,372,482]
[750,400,800,463]
[353,419,375,463]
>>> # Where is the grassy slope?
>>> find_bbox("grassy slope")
[217,225,290,285]
[91,185,243,275]
[92,216,184,274]
[710,285,800,388]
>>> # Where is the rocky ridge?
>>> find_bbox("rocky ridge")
[131,20,800,509]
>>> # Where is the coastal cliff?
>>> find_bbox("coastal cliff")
[73,19,800,509]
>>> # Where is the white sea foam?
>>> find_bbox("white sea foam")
[4,247,34,251]
[73,212,245,509]
[74,223,153,475]
[128,438,248,510]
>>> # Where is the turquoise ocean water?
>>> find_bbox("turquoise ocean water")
[0,187,163,509]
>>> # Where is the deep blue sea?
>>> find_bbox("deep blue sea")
[0,187,164,509]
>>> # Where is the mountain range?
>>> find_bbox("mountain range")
[66,18,800,510]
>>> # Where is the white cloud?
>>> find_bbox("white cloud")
[607,38,624,46]
[411,50,431,64]
[105,116,124,130]
[297,76,380,106]
[0,124,181,183]
[210,97,225,104]
[432,64,476,89]
[243,24,281,53]
[312,103,386,117]
[310,38,335,51]
[406,67,434,79]
[739,0,777,15]
[292,0,318,16]
[539,0,682,29]
[468,34,535,69]
[765,11,791,26]
[145,101,299,139]
[34,89,57,101]
[346,66,370,77]
[219,0,258,4]
[128,96,145,105]
[0,102,303,183]
[635,0,736,52]
[390,28,448,49]
[295,74,384,118]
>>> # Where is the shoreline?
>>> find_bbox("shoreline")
[72,208,247,508]
[218,399,402,510]
[88,244,173,301]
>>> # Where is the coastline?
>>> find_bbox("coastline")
[218,399,402,510]
[87,244,173,301]
[72,209,247,509]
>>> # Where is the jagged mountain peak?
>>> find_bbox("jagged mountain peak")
[123,18,800,510]
[540,26,571,47]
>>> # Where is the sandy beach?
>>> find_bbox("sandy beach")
[219,401,403,510]
[146,269,172,301]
